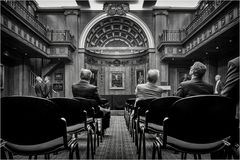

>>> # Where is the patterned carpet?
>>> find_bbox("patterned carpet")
[13,115,211,159]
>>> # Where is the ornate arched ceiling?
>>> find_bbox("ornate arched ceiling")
[85,16,149,54]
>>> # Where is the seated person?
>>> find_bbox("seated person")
[176,61,213,98]
[221,57,239,159]
[132,69,166,118]
[72,69,110,131]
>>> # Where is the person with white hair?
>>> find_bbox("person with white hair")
[34,76,45,97]
[135,69,165,101]
[214,74,224,95]
[130,69,166,118]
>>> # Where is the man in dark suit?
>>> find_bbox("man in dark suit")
[44,76,53,98]
[34,76,45,98]
[214,74,224,95]
[221,57,239,159]
[72,69,111,132]
[176,61,213,97]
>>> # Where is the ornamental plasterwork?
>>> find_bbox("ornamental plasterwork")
[103,3,129,16]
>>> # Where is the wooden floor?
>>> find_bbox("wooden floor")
[14,115,211,159]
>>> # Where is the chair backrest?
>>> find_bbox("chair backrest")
[50,98,86,127]
[165,95,236,143]
[1,96,66,145]
[147,96,181,125]
[135,98,155,117]
[126,98,136,106]
[74,97,95,117]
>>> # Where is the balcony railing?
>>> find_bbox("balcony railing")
[185,0,225,37]
[159,30,186,42]
[47,30,76,45]
[3,0,47,37]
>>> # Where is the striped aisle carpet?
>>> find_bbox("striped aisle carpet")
[14,114,211,159]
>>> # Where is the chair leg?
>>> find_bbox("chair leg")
[143,129,146,159]
[198,154,201,159]
[8,151,13,159]
[194,154,197,159]
[44,154,50,159]
[181,153,187,159]
[152,142,156,159]
[87,130,90,159]
[90,130,94,159]
[155,140,162,159]
[1,148,7,159]
[75,143,80,159]
[94,123,97,154]
[138,130,142,159]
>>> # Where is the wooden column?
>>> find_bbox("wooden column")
[64,10,80,97]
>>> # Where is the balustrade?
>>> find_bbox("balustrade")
[185,0,225,36]
[3,0,47,37]
[47,30,76,45]
[159,30,186,42]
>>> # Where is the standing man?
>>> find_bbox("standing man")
[176,61,213,98]
[44,76,53,98]
[34,76,45,98]
[72,69,111,132]
[214,74,224,95]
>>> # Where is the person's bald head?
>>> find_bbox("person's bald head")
[80,69,92,81]
[215,75,221,81]
[147,69,159,84]
[36,76,42,83]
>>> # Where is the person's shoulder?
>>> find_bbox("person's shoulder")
[229,57,239,66]
[180,80,191,86]
[136,83,147,88]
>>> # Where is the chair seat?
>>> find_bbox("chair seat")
[67,123,85,133]
[5,135,72,155]
[162,136,227,153]
[87,118,94,124]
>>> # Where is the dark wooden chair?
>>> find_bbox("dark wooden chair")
[138,96,181,159]
[132,98,155,154]
[74,97,102,153]
[152,95,236,159]
[100,98,110,109]
[124,98,136,132]
[1,96,79,159]
[50,98,94,159]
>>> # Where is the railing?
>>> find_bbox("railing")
[30,71,38,88]
[159,0,228,43]
[3,0,47,37]
[185,0,225,37]
[47,30,76,45]
[159,30,186,42]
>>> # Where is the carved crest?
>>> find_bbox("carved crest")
[103,3,129,16]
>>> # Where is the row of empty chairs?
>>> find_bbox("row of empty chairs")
[1,96,108,159]
[124,95,236,159]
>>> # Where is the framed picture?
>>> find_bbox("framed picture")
[55,73,63,81]
[53,83,64,91]
[90,69,98,86]
[0,64,4,90]
[110,72,124,89]
[136,69,145,84]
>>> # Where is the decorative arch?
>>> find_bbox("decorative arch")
[79,13,155,49]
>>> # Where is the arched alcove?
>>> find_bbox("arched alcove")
[79,12,154,97]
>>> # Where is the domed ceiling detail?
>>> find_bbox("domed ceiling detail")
[85,16,148,54]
